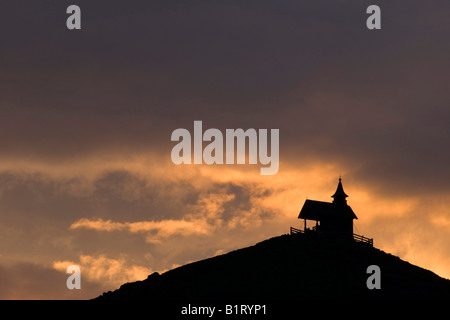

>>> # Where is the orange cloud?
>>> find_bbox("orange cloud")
[53,254,152,288]
[70,218,211,243]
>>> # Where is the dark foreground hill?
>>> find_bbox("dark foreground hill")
[96,234,450,300]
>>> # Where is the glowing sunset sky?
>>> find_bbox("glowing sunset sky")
[0,0,449,299]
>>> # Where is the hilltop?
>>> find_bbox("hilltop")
[95,234,450,300]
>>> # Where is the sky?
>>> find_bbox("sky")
[0,0,449,299]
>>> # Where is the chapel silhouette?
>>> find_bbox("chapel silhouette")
[291,178,373,245]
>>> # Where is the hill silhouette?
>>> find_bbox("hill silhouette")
[95,234,450,300]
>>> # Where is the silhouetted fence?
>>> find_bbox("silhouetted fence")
[352,233,373,246]
[290,226,303,235]
[290,226,373,246]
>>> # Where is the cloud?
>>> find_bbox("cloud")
[70,218,211,243]
[53,254,152,289]
[69,190,260,243]
[0,261,105,300]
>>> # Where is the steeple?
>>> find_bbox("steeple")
[332,177,348,205]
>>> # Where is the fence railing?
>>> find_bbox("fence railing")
[290,226,303,235]
[353,233,373,246]
[290,226,373,246]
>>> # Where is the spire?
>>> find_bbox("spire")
[332,177,348,205]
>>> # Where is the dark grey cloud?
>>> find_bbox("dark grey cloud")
[0,1,447,199]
